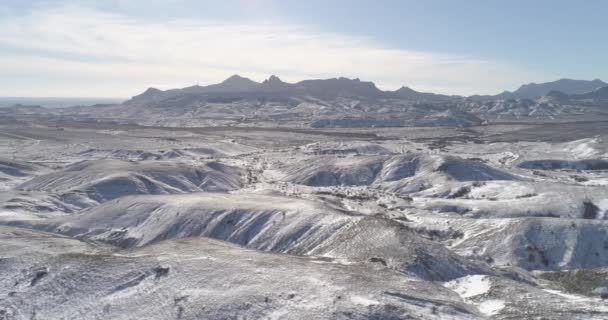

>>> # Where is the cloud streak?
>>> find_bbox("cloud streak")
[0,4,550,97]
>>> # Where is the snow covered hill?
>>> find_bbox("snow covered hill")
[6,192,491,281]
[0,226,482,320]
[280,154,518,193]
[16,159,243,209]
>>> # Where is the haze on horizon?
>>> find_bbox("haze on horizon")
[1,0,607,98]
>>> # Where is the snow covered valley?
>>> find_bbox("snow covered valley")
[0,121,607,319]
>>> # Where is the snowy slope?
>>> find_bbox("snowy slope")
[18,160,243,206]
[5,192,489,281]
[0,226,481,320]
[280,153,518,194]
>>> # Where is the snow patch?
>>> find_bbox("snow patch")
[478,299,505,316]
[350,295,380,306]
[444,274,491,298]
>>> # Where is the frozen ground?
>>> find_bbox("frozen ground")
[0,119,607,319]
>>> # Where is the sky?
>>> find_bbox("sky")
[0,0,606,97]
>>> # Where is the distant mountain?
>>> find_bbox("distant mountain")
[541,90,571,103]
[203,74,262,92]
[110,75,487,128]
[128,87,166,105]
[14,75,608,127]
[573,85,608,100]
[534,85,608,104]
[297,77,383,99]
[260,75,295,92]
[467,79,607,101]
[460,84,608,120]
[484,79,607,101]
[391,86,454,101]
[128,76,608,106]
[510,79,606,99]
[125,75,454,106]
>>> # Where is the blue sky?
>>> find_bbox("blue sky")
[1,0,606,97]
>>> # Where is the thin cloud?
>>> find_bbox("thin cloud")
[0,4,550,97]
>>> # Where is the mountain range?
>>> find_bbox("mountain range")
[128,75,606,105]
[3,75,607,128]
[126,75,454,106]
[117,75,608,125]
[471,78,607,101]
